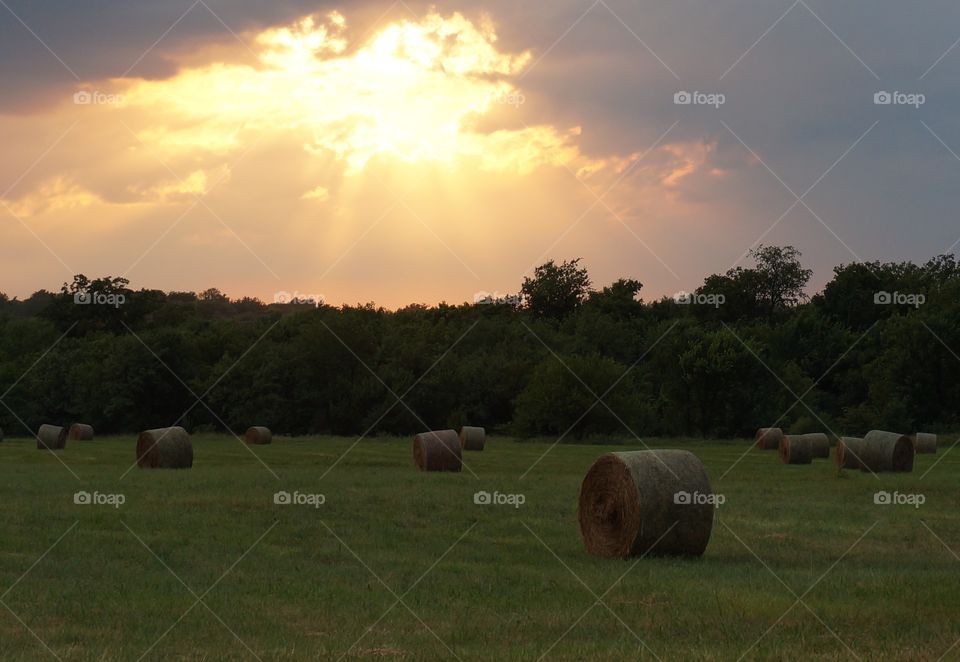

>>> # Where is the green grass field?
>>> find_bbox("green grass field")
[1,434,958,661]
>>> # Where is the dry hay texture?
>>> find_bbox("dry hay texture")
[36,424,67,450]
[413,430,462,472]
[913,433,937,454]
[136,427,193,469]
[68,423,94,441]
[860,430,914,473]
[779,435,814,464]
[578,450,714,558]
[801,433,830,459]
[459,426,486,451]
[754,427,783,450]
[836,437,867,470]
[245,426,272,445]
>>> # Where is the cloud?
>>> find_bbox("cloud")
[3,0,960,305]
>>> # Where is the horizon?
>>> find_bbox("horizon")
[4,2,960,308]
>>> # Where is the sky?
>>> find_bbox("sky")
[1,0,959,308]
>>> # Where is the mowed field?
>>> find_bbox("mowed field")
[1,435,959,661]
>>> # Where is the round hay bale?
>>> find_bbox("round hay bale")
[801,433,830,459]
[779,435,813,464]
[754,427,783,450]
[578,450,714,558]
[136,427,193,469]
[836,437,867,470]
[913,432,937,455]
[37,424,67,450]
[68,423,94,441]
[244,426,272,445]
[459,426,485,451]
[413,430,462,472]
[860,430,914,473]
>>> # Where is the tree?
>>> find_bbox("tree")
[521,259,592,319]
[749,245,812,315]
[587,278,643,316]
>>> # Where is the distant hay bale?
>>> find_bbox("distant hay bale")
[804,433,830,459]
[913,433,937,454]
[754,427,783,450]
[68,423,94,441]
[413,430,462,472]
[779,435,813,464]
[244,426,272,445]
[836,437,867,470]
[459,426,485,451]
[136,427,193,469]
[37,424,67,450]
[859,430,914,473]
[578,450,714,558]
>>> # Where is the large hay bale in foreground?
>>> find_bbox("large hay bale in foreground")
[859,430,914,473]
[37,424,67,450]
[413,430,462,472]
[244,426,272,445]
[578,450,714,558]
[779,435,813,464]
[136,427,193,469]
[836,437,867,470]
[754,427,783,450]
[459,426,485,451]
[913,433,937,454]
[68,423,94,441]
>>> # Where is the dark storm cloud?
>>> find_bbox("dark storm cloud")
[0,0,369,112]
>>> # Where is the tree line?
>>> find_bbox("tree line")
[0,246,957,440]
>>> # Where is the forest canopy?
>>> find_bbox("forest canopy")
[1,247,957,440]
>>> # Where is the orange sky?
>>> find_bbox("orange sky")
[4,2,943,307]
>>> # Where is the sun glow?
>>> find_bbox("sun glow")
[115,11,580,176]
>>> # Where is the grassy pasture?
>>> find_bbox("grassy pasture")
[1,434,958,661]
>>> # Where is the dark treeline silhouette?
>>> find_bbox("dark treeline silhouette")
[1,247,958,439]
